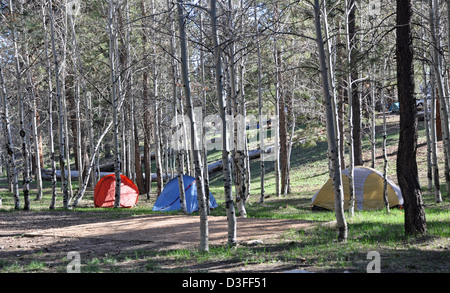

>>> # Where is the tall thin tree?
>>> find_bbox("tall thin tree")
[48,0,69,208]
[177,0,209,251]
[0,60,20,210]
[210,0,237,246]
[314,0,347,242]
[108,0,121,208]
[396,0,427,236]
[9,0,30,210]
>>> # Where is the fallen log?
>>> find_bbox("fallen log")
[41,147,273,181]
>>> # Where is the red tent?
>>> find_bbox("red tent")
[94,174,139,208]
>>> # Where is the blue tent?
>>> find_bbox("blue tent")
[389,102,400,112]
[152,175,218,213]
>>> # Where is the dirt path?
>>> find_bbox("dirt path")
[0,211,317,272]
[19,213,314,248]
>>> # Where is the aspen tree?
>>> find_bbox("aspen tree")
[199,0,210,213]
[0,60,20,210]
[177,0,209,251]
[9,0,30,210]
[108,0,122,208]
[168,0,187,213]
[428,0,445,203]
[314,0,347,242]
[210,0,237,246]
[255,4,265,204]
[41,0,58,209]
[48,0,69,208]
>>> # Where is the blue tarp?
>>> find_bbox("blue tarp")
[152,175,218,213]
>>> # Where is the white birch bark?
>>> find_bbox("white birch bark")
[0,60,20,210]
[370,68,376,169]
[381,59,390,213]
[273,19,281,198]
[314,0,347,242]
[199,3,211,214]
[108,0,121,208]
[9,0,30,210]
[255,5,265,204]
[168,0,187,213]
[429,70,442,202]
[210,0,237,245]
[345,0,356,217]
[48,0,69,208]
[24,39,43,202]
[429,0,447,202]
[68,6,84,191]
[41,0,58,208]
[30,82,43,201]
[151,0,163,196]
[177,0,208,251]
[226,0,246,217]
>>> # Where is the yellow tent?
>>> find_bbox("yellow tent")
[311,166,403,211]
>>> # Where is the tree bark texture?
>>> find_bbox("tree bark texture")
[396,0,427,235]
[314,0,347,242]
[177,0,209,252]
[210,0,237,246]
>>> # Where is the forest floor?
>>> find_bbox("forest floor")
[0,210,319,273]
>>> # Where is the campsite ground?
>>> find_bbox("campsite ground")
[0,209,319,273]
[0,196,449,274]
[0,114,449,274]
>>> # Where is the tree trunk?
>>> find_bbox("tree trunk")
[314,0,347,242]
[177,0,209,252]
[169,0,187,213]
[151,0,163,197]
[349,0,362,166]
[48,0,69,208]
[381,59,390,213]
[10,1,30,210]
[429,0,447,202]
[108,0,122,208]
[422,58,433,190]
[255,5,265,204]
[345,8,356,215]
[210,0,237,246]
[153,103,164,196]
[0,60,20,210]
[272,10,281,197]
[429,70,442,202]
[226,0,247,217]
[199,3,210,214]
[30,82,43,201]
[68,10,84,193]
[127,1,144,194]
[140,0,152,199]
[370,68,376,169]
[396,0,427,236]
[41,0,57,209]
[133,117,145,195]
